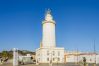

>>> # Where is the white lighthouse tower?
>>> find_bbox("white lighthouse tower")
[36,9,64,63]
[42,9,56,48]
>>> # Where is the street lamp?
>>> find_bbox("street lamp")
[49,49,53,66]
[54,57,58,66]
[93,40,96,66]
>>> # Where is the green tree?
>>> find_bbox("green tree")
[83,57,86,66]
[1,51,8,58]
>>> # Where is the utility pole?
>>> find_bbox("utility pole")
[77,48,78,64]
[94,40,96,66]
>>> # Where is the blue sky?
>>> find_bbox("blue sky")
[0,0,99,52]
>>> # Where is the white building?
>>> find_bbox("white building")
[18,54,33,64]
[64,51,99,64]
[36,9,64,63]
[36,9,99,64]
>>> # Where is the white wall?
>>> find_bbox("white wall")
[36,48,64,63]
[42,22,56,48]
[66,54,99,64]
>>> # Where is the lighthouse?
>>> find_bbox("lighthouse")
[42,9,56,48]
[36,9,64,63]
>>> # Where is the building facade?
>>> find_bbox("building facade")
[64,51,99,64]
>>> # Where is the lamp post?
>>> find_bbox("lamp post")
[49,49,53,66]
[93,40,96,66]
[54,57,58,66]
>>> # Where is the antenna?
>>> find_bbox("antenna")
[94,40,96,54]
[77,48,79,64]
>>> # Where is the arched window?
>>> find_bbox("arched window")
[47,58,49,61]
[58,58,60,61]
[53,51,55,56]
[53,58,55,61]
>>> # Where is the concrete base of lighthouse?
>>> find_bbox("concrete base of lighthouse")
[36,47,64,63]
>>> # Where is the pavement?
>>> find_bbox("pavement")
[0,63,99,66]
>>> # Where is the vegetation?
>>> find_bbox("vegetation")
[18,50,35,55]
[0,50,13,59]
[0,50,35,59]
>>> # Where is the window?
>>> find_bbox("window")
[58,58,60,61]
[47,51,49,55]
[53,51,55,56]
[58,51,60,56]
[53,58,55,61]
[47,58,49,61]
